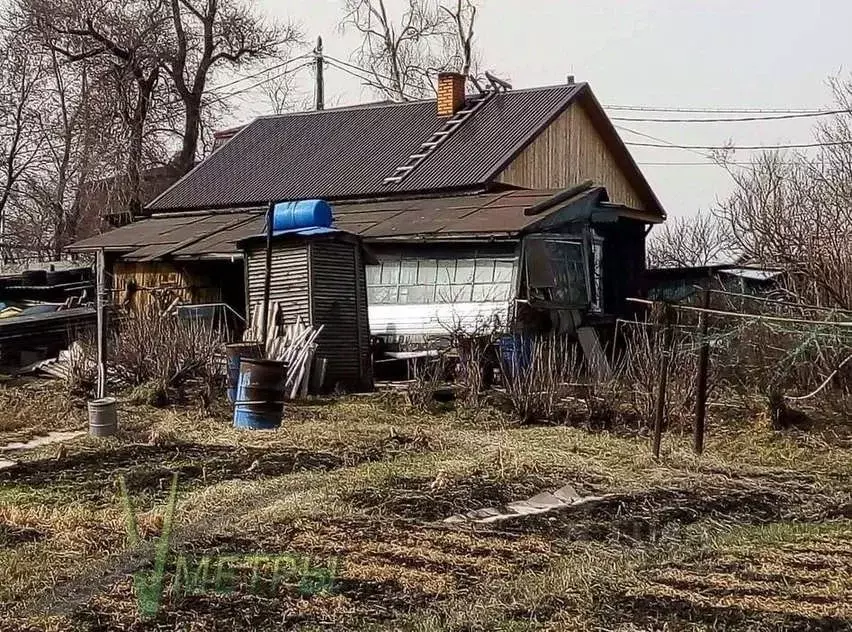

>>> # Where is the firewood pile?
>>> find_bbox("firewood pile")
[244,302,326,398]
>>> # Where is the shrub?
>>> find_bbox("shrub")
[109,307,224,399]
[499,333,583,424]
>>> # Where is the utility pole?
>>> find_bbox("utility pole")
[314,36,324,111]
[96,248,107,399]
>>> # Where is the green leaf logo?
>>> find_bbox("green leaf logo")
[118,472,180,619]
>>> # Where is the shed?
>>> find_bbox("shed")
[238,228,373,392]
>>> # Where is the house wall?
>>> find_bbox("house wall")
[495,103,646,210]
[112,261,223,311]
[597,219,646,317]
[366,242,518,342]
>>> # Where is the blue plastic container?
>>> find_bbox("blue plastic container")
[499,334,532,379]
[272,199,333,232]
[233,359,287,430]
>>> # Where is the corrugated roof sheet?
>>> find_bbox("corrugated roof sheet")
[68,190,578,256]
[148,84,586,211]
[69,211,263,258]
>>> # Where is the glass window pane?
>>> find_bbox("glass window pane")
[472,283,511,302]
[399,260,418,284]
[437,260,455,285]
[455,259,475,283]
[366,264,381,286]
[380,261,400,285]
[418,259,437,284]
[474,259,495,283]
[368,286,396,304]
[445,284,472,302]
[401,285,435,303]
[525,239,588,305]
[494,282,511,301]
[494,260,515,283]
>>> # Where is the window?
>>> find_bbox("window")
[525,237,589,306]
[366,257,517,305]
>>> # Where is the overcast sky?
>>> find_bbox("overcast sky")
[244,0,852,218]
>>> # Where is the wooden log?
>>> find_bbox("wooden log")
[652,304,674,459]
[693,288,711,455]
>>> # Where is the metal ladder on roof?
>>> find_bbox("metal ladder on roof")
[382,90,496,186]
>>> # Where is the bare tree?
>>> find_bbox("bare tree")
[0,30,45,261]
[14,48,120,257]
[441,0,477,78]
[163,0,300,175]
[713,81,852,309]
[24,0,172,218]
[647,210,734,268]
[341,0,482,101]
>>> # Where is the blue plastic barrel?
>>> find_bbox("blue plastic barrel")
[233,359,287,430]
[225,342,262,404]
[272,199,333,232]
[499,334,532,379]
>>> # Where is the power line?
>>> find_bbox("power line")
[203,61,314,106]
[323,55,423,101]
[626,139,852,151]
[205,54,313,95]
[638,161,752,166]
[610,109,848,123]
[615,124,713,160]
[604,104,825,114]
[615,123,850,153]
[636,160,831,167]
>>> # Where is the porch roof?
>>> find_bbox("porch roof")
[68,186,657,260]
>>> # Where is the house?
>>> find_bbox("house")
[646,264,785,303]
[68,73,666,350]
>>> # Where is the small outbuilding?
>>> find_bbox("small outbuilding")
[238,227,373,392]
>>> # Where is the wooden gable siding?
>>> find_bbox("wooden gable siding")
[496,103,645,210]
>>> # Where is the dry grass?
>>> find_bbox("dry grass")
[0,380,86,444]
[0,384,849,630]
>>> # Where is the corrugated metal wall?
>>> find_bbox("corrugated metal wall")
[244,237,372,391]
[310,240,372,390]
[245,243,310,325]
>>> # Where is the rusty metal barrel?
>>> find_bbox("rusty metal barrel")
[233,359,287,430]
[225,342,263,404]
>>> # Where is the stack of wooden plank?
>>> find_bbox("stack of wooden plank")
[243,302,325,399]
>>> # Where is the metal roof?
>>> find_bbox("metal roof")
[333,190,558,238]
[69,187,649,258]
[67,210,263,258]
[148,84,587,211]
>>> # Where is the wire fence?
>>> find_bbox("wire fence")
[616,289,851,456]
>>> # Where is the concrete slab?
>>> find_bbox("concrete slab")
[1,430,85,452]
[444,482,616,524]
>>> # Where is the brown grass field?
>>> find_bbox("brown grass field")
[0,379,849,631]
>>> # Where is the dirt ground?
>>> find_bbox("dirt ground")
[0,379,849,631]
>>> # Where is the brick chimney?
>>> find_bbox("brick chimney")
[437,72,466,116]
